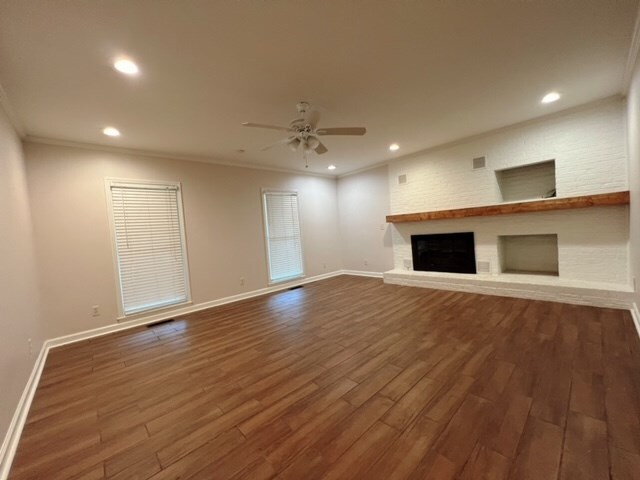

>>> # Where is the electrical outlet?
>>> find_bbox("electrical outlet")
[92,305,100,317]
[364,259,369,266]
[240,277,245,286]
[322,263,327,269]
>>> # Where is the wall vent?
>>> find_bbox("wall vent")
[476,260,491,273]
[472,156,486,170]
[403,258,412,270]
[398,174,407,184]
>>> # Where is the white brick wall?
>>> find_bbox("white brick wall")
[389,99,627,213]
[627,51,640,310]
[388,99,630,289]
[392,206,629,285]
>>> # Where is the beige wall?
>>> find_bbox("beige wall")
[628,55,640,308]
[0,109,43,442]
[337,165,393,273]
[24,142,341,338]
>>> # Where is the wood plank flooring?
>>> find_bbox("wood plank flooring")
[9,275,640,479]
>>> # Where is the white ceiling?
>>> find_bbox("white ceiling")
[0,0,638,175]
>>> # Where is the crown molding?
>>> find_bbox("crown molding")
[623,2,640,93]
[17,97,625,182]
[24,136,336,180]
[0,83,26,138]
[339,96,623,180]
[337,160,390,179]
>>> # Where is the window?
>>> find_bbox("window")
[262,191,304,283]
[108,180,190,315]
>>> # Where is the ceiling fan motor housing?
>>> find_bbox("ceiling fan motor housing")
[296,101,311,115]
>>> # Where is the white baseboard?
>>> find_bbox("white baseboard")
[48,270,344,348]
[341,270,384,279]
[9,270,630,479]
[631,302,640,340]
[0,341,50,480]
[0,269,348,478]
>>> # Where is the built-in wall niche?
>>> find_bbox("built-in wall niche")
[496,160,556,202]
[498,234,559,276]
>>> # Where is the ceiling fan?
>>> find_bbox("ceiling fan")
[242,101,366,167]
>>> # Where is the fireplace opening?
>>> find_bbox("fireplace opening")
[411,232,477,274]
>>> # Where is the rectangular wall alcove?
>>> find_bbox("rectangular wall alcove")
[496,160,556,202]
[498,234,559,276]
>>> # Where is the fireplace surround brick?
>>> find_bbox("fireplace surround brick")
[386,98,630,302]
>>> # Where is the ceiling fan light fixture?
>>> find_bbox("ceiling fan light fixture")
[288,138,301,152]
[306,137,320,150]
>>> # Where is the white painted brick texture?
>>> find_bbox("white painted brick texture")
[392,206,629,285]
[387,99,630,288]
[389,99,627,214]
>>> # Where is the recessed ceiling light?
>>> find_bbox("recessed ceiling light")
[114,58,139,75]
[328,165,337,170]
[389,143,400,151]
[541,92,561,104]
[103,127,120,137]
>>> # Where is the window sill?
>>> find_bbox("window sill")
[116,299,193,322]
[268,274,306,286]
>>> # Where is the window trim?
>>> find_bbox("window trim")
[105,178,192,319]
[261,189,305,285]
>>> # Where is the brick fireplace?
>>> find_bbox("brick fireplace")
[383,98,633,308]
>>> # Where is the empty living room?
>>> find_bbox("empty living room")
[2,1,640,479]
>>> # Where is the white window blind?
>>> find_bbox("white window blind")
[263,191,304,283]
[109,182,190,315]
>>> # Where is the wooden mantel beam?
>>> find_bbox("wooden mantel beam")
[385,191,630,224]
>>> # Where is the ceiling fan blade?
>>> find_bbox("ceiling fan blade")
[260,136,296,151]
[314,141,328,155]
[289,137,302,152]
[242,122,293,132]
[316,127,366,136]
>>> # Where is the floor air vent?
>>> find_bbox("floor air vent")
[147,318,175,328]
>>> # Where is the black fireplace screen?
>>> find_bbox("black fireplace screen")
[411,232,477,274]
